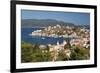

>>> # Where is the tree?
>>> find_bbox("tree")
[21,42,52,62]
[21,42,33,62]
[70,46,90,60]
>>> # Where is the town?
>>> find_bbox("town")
[22,24,90,62]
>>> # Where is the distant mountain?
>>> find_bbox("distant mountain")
[21,19,75,28]
[76,25,90,29]
[21,19,89,29]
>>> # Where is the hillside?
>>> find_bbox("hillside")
[21,19,89,29]
[21,19,75,28]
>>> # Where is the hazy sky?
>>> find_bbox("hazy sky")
[21,10,90,25]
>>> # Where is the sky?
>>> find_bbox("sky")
[21,10,90,25]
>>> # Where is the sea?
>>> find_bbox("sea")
[21,28,73,45]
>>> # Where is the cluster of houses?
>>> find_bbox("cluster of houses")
[39,40,71,61]
[30,24,89,39]
[39,37,89,61]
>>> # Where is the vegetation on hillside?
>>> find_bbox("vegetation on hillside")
[21,41,90,63]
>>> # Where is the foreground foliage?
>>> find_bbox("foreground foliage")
[21,41,90,63]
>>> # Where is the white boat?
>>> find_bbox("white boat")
[42,37,45,39]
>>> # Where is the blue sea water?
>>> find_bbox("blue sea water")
[21,28,69,45]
